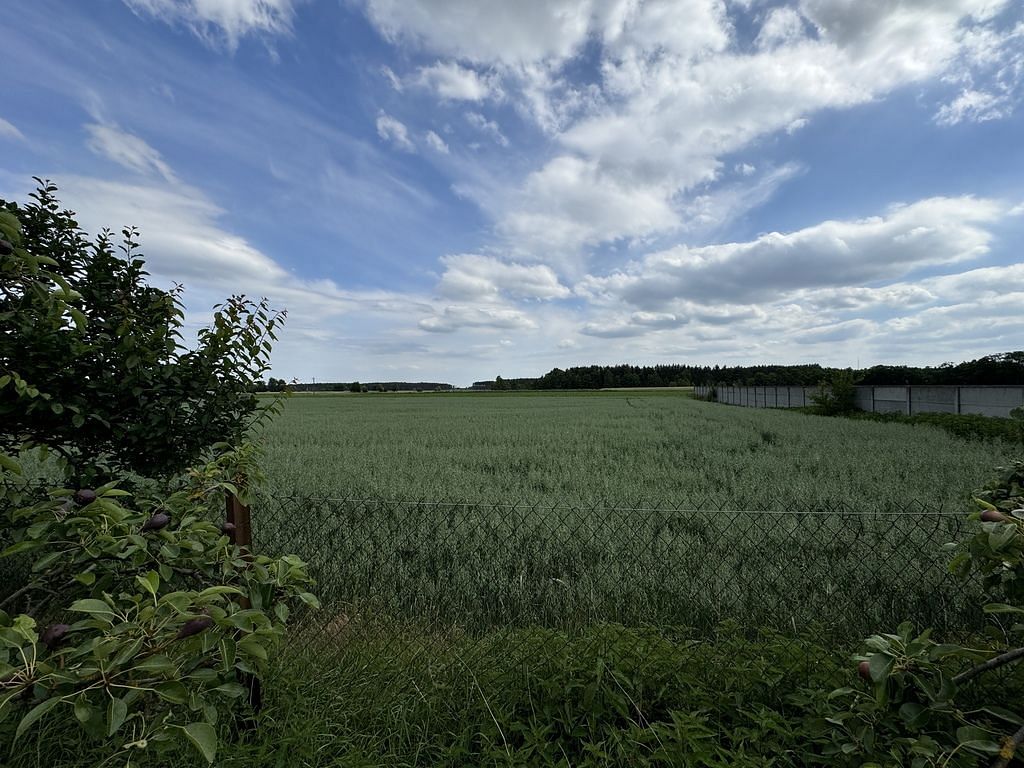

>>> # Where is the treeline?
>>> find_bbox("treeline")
[475,352,1024,391]
[261,378,454,393]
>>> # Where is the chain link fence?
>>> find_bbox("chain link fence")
[251,492,986,691]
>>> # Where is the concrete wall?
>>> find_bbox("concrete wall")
[694,384,1024,419]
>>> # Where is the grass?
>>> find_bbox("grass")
[7,391,1020,767]
[250,390,1009,642]
[258,390,1011,509]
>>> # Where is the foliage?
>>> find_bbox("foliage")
[817,460,1024,767]
[844,411,1024,446]
[0,180,285,484]
[0,447,318,766]
[810,369,858,415]
[262,378,288,393]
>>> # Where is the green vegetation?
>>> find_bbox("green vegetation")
[258,390,1009,509]
[1,186,313,767]
[0,181,284,484]
[845,410,1024,446]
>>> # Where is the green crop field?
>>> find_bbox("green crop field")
[249,390,1013,644]
[258,390,1011,509]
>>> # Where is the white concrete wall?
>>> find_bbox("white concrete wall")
[698,384,1024,419]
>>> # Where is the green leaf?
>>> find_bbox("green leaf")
[107,697,128,736]
[297,592,320,609]
[154,681,189,704]
[983,603,1024,615]
[74,572,96,586]
[0,456,21,476]
[868,653,894,683]
[134,655,177,675]
[213,683,247,698]
[197,586,243,599]
[181,722,218,765]
[15,698,61,742]
[135,570,160,598]
[73,696,94,724]
[2,540,42,557]
[69,307,87,331]
[988,524,1018,551]
[70,599,116,618]
[236,636,268,661]
[980,706,1024,725]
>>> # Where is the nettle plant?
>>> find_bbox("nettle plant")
[818,460,1024,767]
[0,446,318,765]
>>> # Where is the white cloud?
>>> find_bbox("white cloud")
[362,1,1020,262]
[123,0,301,49]
[419,304,537,333]
[464,112,509,146]
[0,117,25,142]
[375,112,415,152]
[437,253,570,300]
[424,130,450,154]
[935,21,1024,125]
[577,196,1007,308]
[85,122,178,183]
[380,65,404,91]
[415,61,498,101]
[361,0,600,65]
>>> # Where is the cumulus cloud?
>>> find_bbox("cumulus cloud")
[85,122,178,183]
[122,0,301,49]
[361,0,599,65]
[419,304,537,333]
[415,61,498,101]
[437,253,570,300]
[577,197,1007,308]
[361,0,1021,261]
[375,112,415,151]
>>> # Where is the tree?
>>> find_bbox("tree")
[349,381,362,393]
[0,180,285,483]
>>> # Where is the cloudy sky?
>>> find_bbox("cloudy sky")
[4,0,1024,384]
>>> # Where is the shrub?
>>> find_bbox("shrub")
[810,369,858,415]
[0,447,318,766]
[816,460,1024,766]
[0,181,285,484]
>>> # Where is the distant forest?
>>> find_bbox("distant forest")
[262,379,454,392]
[264,351,1024,393]
[475,351,1024,390]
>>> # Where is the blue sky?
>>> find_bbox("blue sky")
[3,0,1024,384]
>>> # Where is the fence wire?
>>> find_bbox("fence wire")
[251,492,985,691]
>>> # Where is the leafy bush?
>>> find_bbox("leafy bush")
[816,460,1024,767]
[810,369,858,415]
[0,180,315,766]
[0,447,318,766]
[0,181,284,484]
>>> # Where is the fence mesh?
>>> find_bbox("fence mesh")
[250,492,985,691]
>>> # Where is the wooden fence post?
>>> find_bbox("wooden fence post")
[225,491,253,553]
[224,489,261,720]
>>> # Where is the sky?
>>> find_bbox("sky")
[3,0,1024,385]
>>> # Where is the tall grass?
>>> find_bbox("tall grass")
[257,391,1011,509]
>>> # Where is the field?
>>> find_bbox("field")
[250,390,1013,639]
[258,390,1011,509]
[226,391,1019,766]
